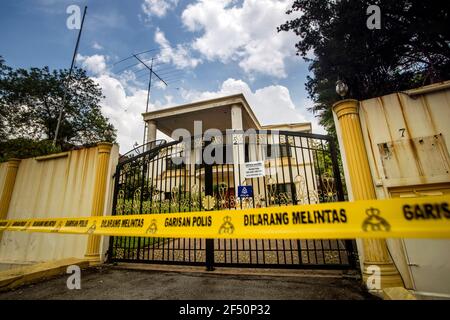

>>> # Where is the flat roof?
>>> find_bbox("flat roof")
[142,93,312,136]
[142,93,261,128]
[261,123,312,132]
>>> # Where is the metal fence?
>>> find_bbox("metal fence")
[108,130,357,269]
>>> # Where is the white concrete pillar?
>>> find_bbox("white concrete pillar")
[230,105,246,198]
[231,104,243,133]
[146,120,157,150]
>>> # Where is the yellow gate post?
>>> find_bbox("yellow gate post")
[332,99,404,290]
[0,158,21,242]
[85,142,113,263]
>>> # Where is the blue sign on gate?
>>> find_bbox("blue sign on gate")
[238,185,253,198]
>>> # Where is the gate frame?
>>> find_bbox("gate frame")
[107,130,358,270]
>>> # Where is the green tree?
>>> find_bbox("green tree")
[0,56,12,141]
[278,0,450,136]
[0,57,116,151]
[0,138,60,162]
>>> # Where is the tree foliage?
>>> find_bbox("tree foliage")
[0,57,116,157]
[0,56,12,141]
[0,138,61,162]
[278,0,450,136]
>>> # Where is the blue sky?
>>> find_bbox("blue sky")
[0,0,321,152]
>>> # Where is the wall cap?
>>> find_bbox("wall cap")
[6,158,21,169]
[35,152,69,162]
[332,99,360,119]
[97,142,113,154]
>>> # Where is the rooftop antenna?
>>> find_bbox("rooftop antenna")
[53,6,87,147]
[113,50,186,149]
[132,54,168,147]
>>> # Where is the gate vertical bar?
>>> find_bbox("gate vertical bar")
[107,163,121,261]
[329,139,344,202]
[329,138,357,268]
[205,159,215,271]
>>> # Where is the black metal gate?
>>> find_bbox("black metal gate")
[108,131,357,269]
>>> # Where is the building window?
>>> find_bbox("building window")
[200,144,232,165]
[166,157,185,170]
[245,143,250,162]
[272,183,296,204]
[266,144,291,158]
[275,183,295,195]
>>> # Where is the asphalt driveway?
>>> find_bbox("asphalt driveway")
[0,265,376,300]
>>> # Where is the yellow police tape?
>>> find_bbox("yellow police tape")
[1,195,450,239]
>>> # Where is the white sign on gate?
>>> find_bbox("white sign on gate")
[244,161,265,179]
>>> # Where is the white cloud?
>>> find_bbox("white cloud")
[180,78,310,127]
[74,53,180,152]
[91,76,177,152]
[298,97,326,134]
[154,29,201,69]
[92,42,103,50]
[74,54,154,152]
[155,80,167,89]
[93,75,149,152]
[154,28,201,69]
[181,0,299,78]
[76,54,107,75]
[76,54,322,154]
[142,0,178,18]
[96,75,321,152]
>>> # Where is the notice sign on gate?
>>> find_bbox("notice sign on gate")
[244,161,265,179]
[238,185,253,198]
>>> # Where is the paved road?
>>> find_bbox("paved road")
[0,266,376,300]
